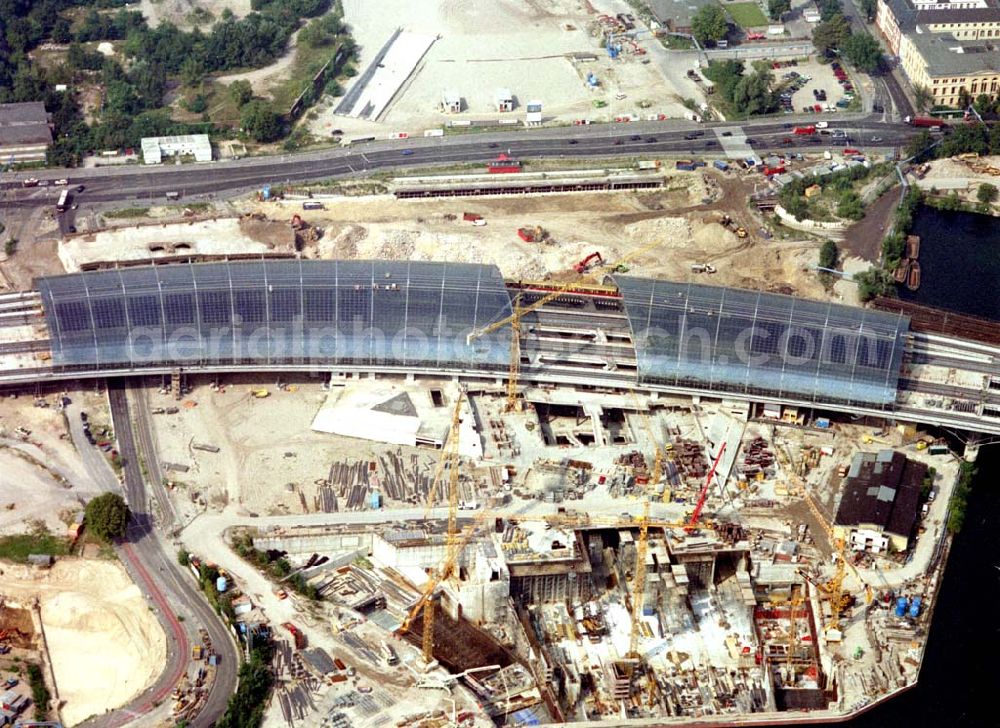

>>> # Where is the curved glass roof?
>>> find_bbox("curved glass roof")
[614,277,909,407]
[37,260,513,373]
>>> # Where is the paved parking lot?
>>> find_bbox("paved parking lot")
[781,57,855,115]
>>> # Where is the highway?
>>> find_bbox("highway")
[105,382,238,728]
[0,114,919,212]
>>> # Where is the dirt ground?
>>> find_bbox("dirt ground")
[257,171,832,299]
[147,375,440,520]
[310,0,687,138]
[138,0,253,30]
[0,390,109,535]
[0,560,166,727]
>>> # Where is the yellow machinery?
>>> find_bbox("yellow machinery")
[403,395,466,661]
[466,238,666,412]
[800,488,872,636]
[250,388,270,398]
[628,498,650,660]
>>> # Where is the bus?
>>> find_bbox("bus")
[56,189,69,212]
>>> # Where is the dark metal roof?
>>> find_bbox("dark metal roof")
[834,450,926,540]
[613,277,909,408]
[0,122,52,147]
[36,260,513,373]
[0,101,49,125]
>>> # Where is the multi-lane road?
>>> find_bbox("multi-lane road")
[103,382,239,728]
[0,114,920,214]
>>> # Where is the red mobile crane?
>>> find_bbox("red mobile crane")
[687,442,727,530]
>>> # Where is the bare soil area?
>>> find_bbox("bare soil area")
[0,560,166,727]
[147,376,440,520]
[0,390,109,535]
[138,0,253,30]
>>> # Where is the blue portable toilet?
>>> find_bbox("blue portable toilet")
[370,490,381,509]
[216,576,227,593]
[262,184,271,201]
[895,596,908,618]
[909,597,922,619]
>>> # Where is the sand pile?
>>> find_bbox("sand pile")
[0,559,166,727]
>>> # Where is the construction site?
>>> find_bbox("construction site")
[163,376,959,727]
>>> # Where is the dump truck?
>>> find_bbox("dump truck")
[282,622,307,649]
[793,126,816,135]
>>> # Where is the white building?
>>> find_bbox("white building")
[441,89,462,114]
[495,88,514,112]
[141,134,212,165]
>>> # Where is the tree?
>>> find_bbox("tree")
[914,84,933,113]
[241,99,283,142]
[855,266,896,302]
[732,71,777,116]
[299,13,344,48]
[180,57,205,87]
[841,33,883,73]
[989,122,1000,154]
[768,0,791,19]
[229,79,253,107]
[178,548,191,566]
[816,0,843,21]
[974,93,995,116]
[904,129,933,160]
[812,14,850,55]
[52,17,73,44]
[691,4,728,44]
[859,0,877,21]
[785,194,808,221]
[837,191,865,220]
[977,183,998,204]
[819,240,838,270]
[85,493,130,542]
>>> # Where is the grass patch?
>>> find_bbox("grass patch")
[27,662,50,721]
[103,207,150,219]
[0,531,70,564]
[270,41,348,115]
[727,2,769,27]
[661,35,695,50]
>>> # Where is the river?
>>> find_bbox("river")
[849,205,999,726]
[900,205,1000,319]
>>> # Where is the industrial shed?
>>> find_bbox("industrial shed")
[613,277,909,408]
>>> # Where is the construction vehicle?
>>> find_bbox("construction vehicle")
[250,389,270,399]
[687,443,726,531]
[466,237,666,412]
[517,225,547,243]
[574,251,604,274]
[800,487,873,638]
[462,212,486,226]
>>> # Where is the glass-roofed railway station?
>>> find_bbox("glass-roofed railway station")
[11,259,914,416]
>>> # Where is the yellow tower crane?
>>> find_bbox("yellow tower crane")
[800,487,872,637]
[466,239,666,412]
[628,498,651,660]
[400,393,466,662]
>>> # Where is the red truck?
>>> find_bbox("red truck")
[905,115,946,129]
[792,126,816,135]
[282,622,307,650]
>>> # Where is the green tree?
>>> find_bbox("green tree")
[785,194,808,221]
[816,0,843,21]
[732,71,776,116]
[841,33,883,73]
[989,123,1000,154]
[85,493,130,542]
[180,57,205,87]
[177,548,191,566]
[974,93,995,116]
[904,129,933,160]
[768,0,791,19]
[819,240,838,270]
[229,79,253,107]
[859,0,877,21]
[977,183,998,204]
[812,14,850,55]
[299,13,345,48]
[240,99,283,142]
[837,191,865,220]
[52,17,73,44]
[855,266,896,302]
[691,4,728,44]
[914,84,933,113]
